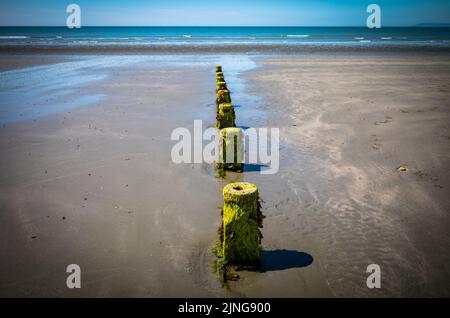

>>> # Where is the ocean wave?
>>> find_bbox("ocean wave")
[354,37,365,40]
[286,34,309,38]
[183,35,192,38]
[0,36,30,39]
[71,40,99,44]
[381,37,392,40]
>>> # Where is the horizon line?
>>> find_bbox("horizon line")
[1,25,450,28]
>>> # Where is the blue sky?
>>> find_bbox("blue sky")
[1,0,449,26]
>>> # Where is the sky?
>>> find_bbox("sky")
[0,0,450,27]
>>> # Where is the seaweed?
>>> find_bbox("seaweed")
[216,90,232,107]
[214,183,265,281]
[216,81,228,92]
[215,127,243,174]
[216,103,236,129]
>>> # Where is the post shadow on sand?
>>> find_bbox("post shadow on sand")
[259,250,314,272]
[243,163,268,172]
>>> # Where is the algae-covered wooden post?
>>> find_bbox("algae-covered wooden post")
[216,71,225,84]
[216,103,236,129]
[216,127,243,173]
[216,89,231,106]
[221,182,263,269]
[216,65,222,73]
[216,81,227,92]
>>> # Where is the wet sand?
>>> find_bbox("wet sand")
[0,54,68,71]
[247,55,450,297]
[0,53,449,297]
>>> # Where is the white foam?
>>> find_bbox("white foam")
[0,36,30,39]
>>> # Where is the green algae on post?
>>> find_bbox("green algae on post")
[216,103,236,130]
[216,73,225,81]
[216,65,222,73]
[216,89,231,106]
[216,81,227,92]
[216,182,264,280]
[215,127,243,174]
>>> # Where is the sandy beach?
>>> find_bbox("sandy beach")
[248,55,450,297]
[0,52,449,297]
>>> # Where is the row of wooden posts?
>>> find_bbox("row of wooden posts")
[214,65,264,280]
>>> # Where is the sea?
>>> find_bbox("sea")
[0,26,449,49]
